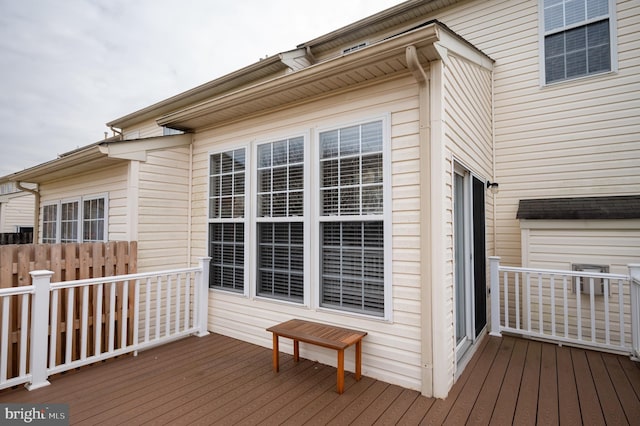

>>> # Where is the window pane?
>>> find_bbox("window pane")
[209,223,244,292]
[319,121,383,216]
[210,148,246,219]
[83,198,106,242]
[257,222,303,302]
[544,3,564,31]
[320,130,339,159]
[320,221,384,316]
[256,137,304,219]
[565,0,586,26]
[587,0,608,19]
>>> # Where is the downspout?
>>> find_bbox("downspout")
[406,45,434,397]
[110,126,123,139]
[15,182,40,243]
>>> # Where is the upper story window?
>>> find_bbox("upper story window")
[541,0,615,84]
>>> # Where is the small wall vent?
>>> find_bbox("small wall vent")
[343,42,368,54]
[572,264,609,296]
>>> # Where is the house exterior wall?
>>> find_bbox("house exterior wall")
[440,51,494,388]
[434,0,640,266]
[38,163,129,242]
[123,118,164,140]
[136,146,191,271]
[0,191,34,232]
[190,76,428,391]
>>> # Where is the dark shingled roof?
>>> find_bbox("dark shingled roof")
[516,195,640,220]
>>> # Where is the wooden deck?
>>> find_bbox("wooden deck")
[1,333,639,425]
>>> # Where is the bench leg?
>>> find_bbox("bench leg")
[293,340,299,362]
[337,349,345,394]
[355,340,362,381]
[272,333,279,373]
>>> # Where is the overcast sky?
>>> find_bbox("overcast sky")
[0,0,403,177]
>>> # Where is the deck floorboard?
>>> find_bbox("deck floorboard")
[0,333,638,425]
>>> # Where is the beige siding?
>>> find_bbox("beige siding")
[192,76,426,391]
[521,219,640,346]
[39,163,129,242]
[441,52,494,384]
[436,0,640,267]
[123,118,164,140]
[137,147,191,271]
[0,192,34,232]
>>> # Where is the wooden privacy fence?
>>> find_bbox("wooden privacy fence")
[0,241,137,379]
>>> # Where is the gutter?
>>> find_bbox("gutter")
[15,182,40,242]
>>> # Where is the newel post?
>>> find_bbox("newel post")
[629,264,640,360]
[196,258,211,337]
[489,257,502,337]
[26,270,53,390]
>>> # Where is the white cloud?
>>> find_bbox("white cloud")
[0,0,403,176]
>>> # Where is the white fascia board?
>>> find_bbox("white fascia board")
[100,133,192,161]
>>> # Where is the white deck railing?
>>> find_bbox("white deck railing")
[490,257,640,359]
[0,258,210,391]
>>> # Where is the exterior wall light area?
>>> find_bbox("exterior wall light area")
[487,181,499,194]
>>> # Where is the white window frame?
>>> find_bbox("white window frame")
[539,0,617,86]
[207,144,250,296]
[252,132,310,307]
[40,194,108,243]
[314,115,392,320]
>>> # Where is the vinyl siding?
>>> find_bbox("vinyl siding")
[191,76,426,391]
[38,163,129,242]
[436,0,640,268]
[521,219,640,347]
[122,118,164,140]
[137,146,191,271]
[441,52,494,386]
[0,192,34,232]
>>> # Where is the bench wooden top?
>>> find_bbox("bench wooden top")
[267,319,367,350]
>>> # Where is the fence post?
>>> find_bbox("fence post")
[629,264,640,360]
[196,258,211,337]
[26,270,53,390]
[489,257,502,337]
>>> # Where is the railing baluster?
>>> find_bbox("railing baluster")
[604,279,610,345]
[144,277,151,343]
[155,276,162,340]
[526,273,531,332]
[133,279,140,347]
[121,280,129,349]
[49,289,58,369]
[538,273,543,334]
[618,279,625,347]
[108,282,116,353]
[515,273,520,330]
[503,271,509,329]
[65,288,74,364]
[166,275,173,336]
[563,276,569,338]
[1,297,9,382]
[589,278,596,342]
[81,286,89,360]
[550,275,556,337]
[175,274,182,332]
[19,293,29,377]
[95,283,103,357]
[576,277,582,341]
[184,273,191,329]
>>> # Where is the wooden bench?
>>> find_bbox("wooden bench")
[267,319,367,394]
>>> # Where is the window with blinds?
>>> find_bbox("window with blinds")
[209,148,246,292]
[256,137,304,302]
[83,197,106,242]
[319,120,385,316]
[542,0,613,84]
[41,196,107,243]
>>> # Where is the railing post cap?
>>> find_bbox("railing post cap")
[29,270,54,278]
[489,256,501,260]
